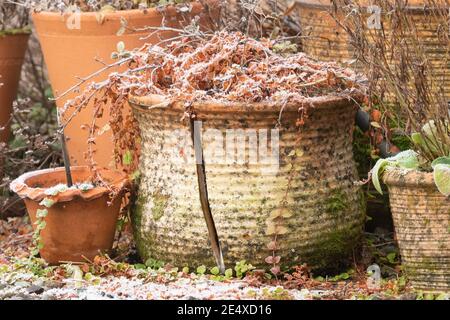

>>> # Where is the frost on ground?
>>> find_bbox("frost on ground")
[0,271,316,300]
[1,216,448,300]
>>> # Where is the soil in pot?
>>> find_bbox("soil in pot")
[10,166,129,264]
[383,168,450,292]
[0,33,30,143]
[32,2,217,169]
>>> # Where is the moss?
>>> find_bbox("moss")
[131,193,154,263]
[352,127,372,178]
[151,192,169,221]
[325,189,348,217]
[304,226,361,274]
[0,27,31,36]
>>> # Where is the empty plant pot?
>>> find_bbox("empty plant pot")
[0,33,30,143]
[129,94,366,271]
[383,168,450,292]
[10,166,129,264]
[32,2,217,169]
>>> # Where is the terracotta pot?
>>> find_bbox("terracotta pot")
[10,166,129,264]
[297,0,450,101]
[129,94,366,271]
[0,33,30,143]
[32,2,217,169]
[383,168,450,292]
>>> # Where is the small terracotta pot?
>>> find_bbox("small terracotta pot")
[10,166,129,264]
[0,33,30,143]
[32,2,217,169]
[383,168,450,292]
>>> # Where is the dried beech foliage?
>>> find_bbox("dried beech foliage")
[60,31,365,179]
[219,0,302,42]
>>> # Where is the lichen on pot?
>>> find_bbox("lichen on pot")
[382,168,450,292]
[10,166,129,264]
[130,94,366,272]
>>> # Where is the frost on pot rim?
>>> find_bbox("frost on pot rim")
[10,166,129,264]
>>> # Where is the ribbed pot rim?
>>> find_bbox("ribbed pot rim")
[382,166,436,189]
[10,166,129,203]
[128,93,362,114]
[31,2,204,21]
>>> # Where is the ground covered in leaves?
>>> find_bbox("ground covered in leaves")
[0,216,447,300]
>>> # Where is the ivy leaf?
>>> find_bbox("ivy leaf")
[224,268,233,279]
[267,241,278,250]
[123,150,133,166]
[433,164,450,196]
[386,252,397,264]
[270,265,281,275]
[196,265,206,275]
[210,266,220,275]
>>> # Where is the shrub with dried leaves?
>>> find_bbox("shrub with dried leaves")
[59,30,366,179]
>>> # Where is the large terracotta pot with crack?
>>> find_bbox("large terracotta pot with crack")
[383,168,450,292]
[32,2,217,169]
[129,94,366,272]
[0,33,29,143]
[10,166,129,264]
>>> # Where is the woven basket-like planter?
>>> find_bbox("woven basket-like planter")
[383,168,450,292]
[297,0,450,101]
[129,95,365,271]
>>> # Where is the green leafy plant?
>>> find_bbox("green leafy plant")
[234,260,255,279]
[371,148,450,197]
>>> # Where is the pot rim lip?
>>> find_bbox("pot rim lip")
[31,1,204,20]
[0,30,32,37]
[10,166,129,203]
[382,166,436,189]
[128,93,363,114]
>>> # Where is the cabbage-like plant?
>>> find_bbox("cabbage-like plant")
[372,127,450,196]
